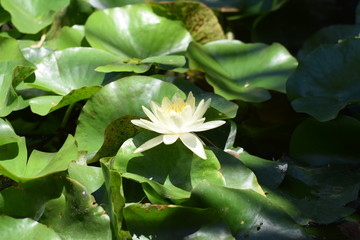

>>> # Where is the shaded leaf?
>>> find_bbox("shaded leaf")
[40,178,111,240]
[191,181,310,239]
[123,203,218,239]
[0,175,64,218]
[289,116,360,166]
[287,38,360,121]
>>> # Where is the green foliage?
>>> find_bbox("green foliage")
[0,0,359,239]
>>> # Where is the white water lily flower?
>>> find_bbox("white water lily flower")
[131,92,225,159]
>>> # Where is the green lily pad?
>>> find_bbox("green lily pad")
[122,172,191,204]
[68,163,104,194]
[74,76,183,153]
[123,203,218,239]
[85,4,193,58]
[267,163,360,224]
[40,178,111,240]
[298,25,360,58]
[90,115,141,163]
[53,25,85,50]
[0,175,64,218]
[29,86,101,116]
[100,157,125,239]
[29,47,122,95]
[238,151,287,189]
[0,134,78,182]
[191,181,310,239]
[1,0,70,34]
[187,40,298,102]
[0,37,35,117]
[114,131,225,192]
[287,38,360,121]
[96,55,187,73]
[289,116,360,166]
[0,216,61,240]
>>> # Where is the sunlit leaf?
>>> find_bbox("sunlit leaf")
[187,40,297,102]
[28,47,121,95]
[1,0,70,34]
[68,163,104,194]
[0,216,61,240]
[100,157,125,240]
[0,37,35,117]
[85,4,193,58]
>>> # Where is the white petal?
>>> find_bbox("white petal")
[133,135,164,153]
[142,106,161,125]
[191,120,226,132]
[193,98,211,120]
[180,133,206,159]
[163,134,179,145]
[186,92,196,109]
[131,119,169,134]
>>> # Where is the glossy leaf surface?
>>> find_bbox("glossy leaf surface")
[187,40,297,102]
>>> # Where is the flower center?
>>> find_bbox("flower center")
[169,103,187,113]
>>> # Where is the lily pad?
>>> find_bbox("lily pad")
[190,181,310,239]
[29,86,101,116]
[85,4,193,58]
[1,0,70,34]
[287,38,360,121]
[0,134,78,182]
[40,178,112,240]
[0,37,35,117]
[187,40,298,102]
[29,47,121,95]
[289,116,360,166]
[123,203,218,239]
[0,216,61,240]
[114,131,225,192]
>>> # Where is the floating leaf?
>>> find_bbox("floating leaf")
[40,178,111,240]
[0,134,77,181]
[29,47,122,95]
[0,216,61,240]
[68,163,104,194]
[85,4,193,58]
[267,163,360,224]
[187,40,297,102]
[298,25,360,58]
[29,86,101,116]
[1,0,70,34]
[114,131,225,192]
[0,37,35,117]
[287,38,360,121]
[123,203,218,239]
[100,158,125,240]
[289,116,360,166]
[191,181,310,239]
[0,175,64,218]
